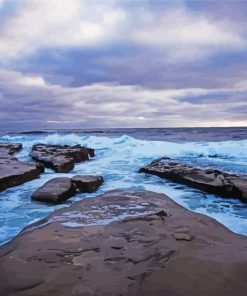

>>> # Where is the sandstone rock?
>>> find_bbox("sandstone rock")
[0,143,44,192]
[1,190,247,296]
[72,175,104,193]
[31,177,76,204]
[140,159,247,202]
[30,144,94,173]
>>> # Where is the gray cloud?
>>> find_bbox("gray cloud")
[1,70,247,129]
[1,1,247,128]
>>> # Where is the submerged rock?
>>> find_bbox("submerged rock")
[1,190,247,296]
[0,143,44,192]
[72,175,104,193]
[32,177,76,204]
[139,159,247,202]
[30,144,94,173]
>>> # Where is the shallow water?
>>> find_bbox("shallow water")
[0,129,247,245]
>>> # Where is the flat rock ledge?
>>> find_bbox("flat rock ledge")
[30,144,95,173]
[139,158,247,202]
[1,190,247,296]
[0,143,44,192]
[32,175,104,204]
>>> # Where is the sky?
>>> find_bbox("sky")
[1,0,247,129]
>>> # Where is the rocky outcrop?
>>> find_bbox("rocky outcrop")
[30,144,94,173]
[32,175,104,204]
[32,177,76,204]
[1,190,247,296]
[139,158,247,202]
[72,175,104,193]
[0,143,44,192]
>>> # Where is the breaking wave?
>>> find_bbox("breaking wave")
[2,133,247,161]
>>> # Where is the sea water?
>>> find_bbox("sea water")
[0,128,247,245]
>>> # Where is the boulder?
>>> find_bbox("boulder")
[30,144,94,173]
[32,177,76,204]
[0,143,44,192]
[1,190,247,296]
[139,159,247,202]
[72,175,104,193]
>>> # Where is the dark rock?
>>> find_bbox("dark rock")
[139,159,247,202]
[1,190,247,296]
[0,143,44,192]
[32,177,76,204]
[72,175,104,193]
[30,144,94,173]
[31,175,103,204]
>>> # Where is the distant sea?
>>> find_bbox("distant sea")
[1,127,247,245]
[1,127,247,142]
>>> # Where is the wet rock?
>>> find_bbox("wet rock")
[30,144,94,173]
[0,143,44,192]
[1,190,247,296]
[31,177,76,204]
[139,159,247,202]
[31,175,103,204]
[72,175,104,193]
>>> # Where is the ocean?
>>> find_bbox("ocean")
[1,127,247,245]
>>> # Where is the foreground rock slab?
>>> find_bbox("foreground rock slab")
[1,190,247,296]
[30,144,95,173]
[32,177,76,204]
[0,143,44,192]
[140,158,247,202]
[72,175,104,193]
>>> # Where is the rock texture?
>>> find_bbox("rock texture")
[1,190,247,296]
[140,158,247,202]
[0,142,44,192]
[72,175,104,193]
[32,177,76,204]
[30,144,94,173]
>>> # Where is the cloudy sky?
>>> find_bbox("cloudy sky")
[1,0,247,129]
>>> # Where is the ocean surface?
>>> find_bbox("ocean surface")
[1,127,247,245]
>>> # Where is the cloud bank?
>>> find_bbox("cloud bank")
[1,69,247,129]
[0,0,247,128]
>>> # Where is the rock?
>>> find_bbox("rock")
[0,142,22,155]
[0,143,44,192]
[31,175,103,204]
[32,177,76,204]
[1,190,247,296]
[30,144,94,173]
[139,159,247,202]
[72,175,104,193]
